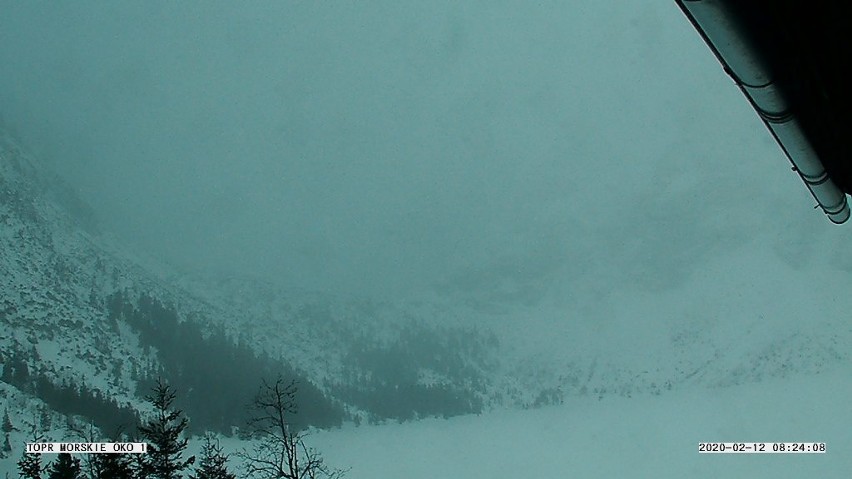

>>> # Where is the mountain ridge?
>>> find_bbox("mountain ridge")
[1,126,850,458]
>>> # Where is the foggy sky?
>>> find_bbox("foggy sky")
[0,1,833,300]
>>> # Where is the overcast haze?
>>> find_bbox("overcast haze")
[0,1,837,301]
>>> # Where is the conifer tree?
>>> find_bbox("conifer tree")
[138,378,194,479]
[17,451,43,479]
[93,453,135,479]
[16,439,43,479]
[2,409,13,434]
[1,407,12,459]
[38,409,51,432]
[46,453,81,479]
[190,434,236,479]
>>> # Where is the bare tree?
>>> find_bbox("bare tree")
[67,422,102,479]
[237,378,346,479]
[68,421,134,479]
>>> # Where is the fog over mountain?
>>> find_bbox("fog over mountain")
[4,2,852,477]
[2,0,836,304]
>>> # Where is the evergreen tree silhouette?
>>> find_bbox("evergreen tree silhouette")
[138,378,195,479]
[46,453,82,479]
[190,434,236,479]
[93,453,135,479]
[2,409,13,434]
[16,435,44,479]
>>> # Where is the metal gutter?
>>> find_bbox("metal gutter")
[676,0,850,224]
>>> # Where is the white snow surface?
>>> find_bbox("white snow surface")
[7,369,848,477]
[307,371,852,478]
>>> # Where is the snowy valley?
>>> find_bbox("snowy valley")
[2,1,852,476]
[2,123,851,477]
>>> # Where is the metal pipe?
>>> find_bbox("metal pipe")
[677,0,849,223]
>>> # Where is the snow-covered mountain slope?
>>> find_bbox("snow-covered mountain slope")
[2,122,851,465]
[0,129,500,435]
[0,130,159,402]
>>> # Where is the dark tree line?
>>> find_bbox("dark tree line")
[4,288,496,442]
[337,380,480,423]
[335,323,490,422]
[15,378,344,479]
[1,345,140,435]
[107,291,344,435]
